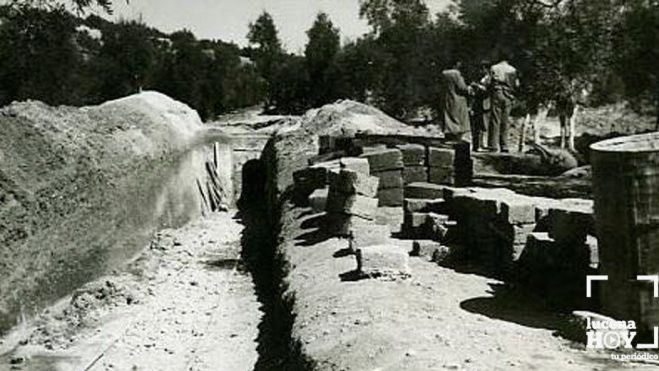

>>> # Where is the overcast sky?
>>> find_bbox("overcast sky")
[111,0,452,52]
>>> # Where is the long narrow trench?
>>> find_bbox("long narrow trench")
[237,158,309,371]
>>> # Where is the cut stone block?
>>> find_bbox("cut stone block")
[404,198,445,213]
[427,147,455,167]
[357,245,410,277]
[428,166,454,185]
[521,232,557,266]
[373,169,404,189]
[403,166,428,184]
[361,144,387,154]
[377,187,404,207]
[309,188,329,213]
[404,212,428,229]
[326,192,378,220]
[397,144,426,166]
[359,148,403,172]
[339,157,370,174]
[548,207,593,244]
[329,169,379,197]
[325,213,372,236]
[405,182,444,199]
[500,196,537,225]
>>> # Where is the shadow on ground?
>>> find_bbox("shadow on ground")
[236,159,312,371]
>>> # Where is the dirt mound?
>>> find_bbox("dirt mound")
[0,91,206,335]
[297,100,438,137]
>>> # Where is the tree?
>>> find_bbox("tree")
[9,0,115,13]
[304,12,341,107]
[247,11,283,106]
[97,20,156,100]
[0,5,81,105]
[615,0,659,128]
[358,0,432,118]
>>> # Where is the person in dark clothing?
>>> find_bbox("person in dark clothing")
[440,60,472,143]
[470,61,492,151]
[488,58,519,152]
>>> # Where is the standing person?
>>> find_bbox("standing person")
[440,60,472,143]
[470,60,492,151]
[489,56,519,152]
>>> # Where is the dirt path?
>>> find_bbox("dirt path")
[0,212,262,371]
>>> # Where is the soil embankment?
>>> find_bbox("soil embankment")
[0,92,223,334]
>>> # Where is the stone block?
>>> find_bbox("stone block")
[404,182,444,199]
[404,211,428,229]
[326,192,379,220]
[373,169,404,189]
[357,245,410,278]
[427,147,455,167]
[500,196,537,225]
[339,157,370,174]
[325,213,371,236]
[361,144,387,154]
[397,143,426,166]
[520,232,557,266]
[428,166,454,185]
[403,166,428,184]
[329,169,379,197]
[377,187,404,207]
[359,148,403,172]
[403,198,445,213]
[548,207,593,244]
[309,188,329,213]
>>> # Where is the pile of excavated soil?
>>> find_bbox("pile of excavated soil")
[296,100,442,137]
[0,91,206,334]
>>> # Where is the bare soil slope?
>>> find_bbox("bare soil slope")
[0,92,206,334]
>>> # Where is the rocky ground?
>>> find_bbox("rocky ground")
[0,211,261,371]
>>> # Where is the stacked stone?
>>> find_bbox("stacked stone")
[449,188,537,274]
[295,156,370,207]
[427,147,455,185]
[396,144,427,184]
[360,148,405,207]
[324,159,381,237]
[401,182,456,243]
[518,199,598,286]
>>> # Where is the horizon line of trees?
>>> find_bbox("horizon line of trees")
[1,0,658,127]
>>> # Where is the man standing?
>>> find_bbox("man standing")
[471,60,492,151]
[440,60,472,143]
[489,56,519,152]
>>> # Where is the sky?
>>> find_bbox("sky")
[110,0,452,53]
